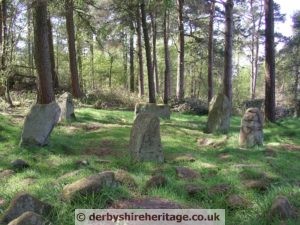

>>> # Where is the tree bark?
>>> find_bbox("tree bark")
[33,0,55,104]
[47,17,59,89]
[65,0,82,98]
[129,26,134,92]
[207,0,215,104]
[1,0,7,70]
[163,7,171,104]
[27,1,34,77]
[264,0,276,122]
[176,0,185,101]
[140,0,156,103]
[150,11,159,95]
[223,0,233,106]
[136,7,144,97]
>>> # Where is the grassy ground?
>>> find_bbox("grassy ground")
[0,107,299,225]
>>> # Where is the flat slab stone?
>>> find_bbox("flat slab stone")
[112,198,182,209]
[0,193,53,224]
[62,171,118,201]
[7,211,52,225]
[176,167,200,180]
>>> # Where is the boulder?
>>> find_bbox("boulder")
[0,193,53,224]
[269,196,296,220]
[19,102,60,147]
[135,103,171,119]
[57,92,75,122]
[11,159,30,171]
[7,211,52,225]
[62,171,118,201]
[239,108,263,147]
[206,93,231,134]
[129,113,164,163]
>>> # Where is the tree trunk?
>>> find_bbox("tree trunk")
[1,0,7,70]
[109,55,114,89]
[65,0,82,98]
[129,26,134,92]
[33,0,55,104]
[176,0,185,101]
[207,0,215,104]
[264,0,276,122]
[136,7,144,97]
[27,1,34,77]
[150,11,159,95]
[47,17,59,90]
[223,0,233,106]
[163,7,171,104]
[140,0,155,103]
[122,31,128,89]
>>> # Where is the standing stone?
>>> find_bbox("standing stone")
[135,103,171,119]
[239,108,263,147]
[57,92,75,122]
[129,113,164,163]
[206,93,231,134]
[20,102,60,147]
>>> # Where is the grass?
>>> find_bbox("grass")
[0,108,300,225]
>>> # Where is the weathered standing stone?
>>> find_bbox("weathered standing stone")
[269,196,296,221]
[239,108,263,147]
[7,211,52,225]
[135,103,171,119]
[206,93,231,134]
[62,171,118,201]
[0,193,53,224]
[20,102,60,147]
[57,92,75,122]
[129,113,164,163]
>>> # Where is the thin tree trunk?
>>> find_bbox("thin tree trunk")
[1,0,7,70]
[136,7,144,97]
[77,40,83,91]
[109,56,114,89]
[27,1,34,77]
[207,0,215,103]
[163,7,171,104]
[65,0,82,98]
[176,0,185,101]
[89,38,95,89]
[129,26,134,92]
[223,0,233,106]
[264,0,276,122]
[33,0,55,104]
[140,0,156,103]
[47,17,59,89]
[150,11,159,95]
[122,31,128,89]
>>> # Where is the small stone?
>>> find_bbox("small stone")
[145,175,167,190]
[209,183,231,195]
[11,159,30,171]
[0,169,15,179]
[0,193,53,224]
[172,154,196,163]
[243,179,269,191]
[269,196,296,220]
[62,171,118,201]
[7,211,52,225]
[112,198,182,209]
[227,194,250,208]
[176,167,200,180]
[75,160,89,167]
[115,170,137,189]
[185,184,205,196]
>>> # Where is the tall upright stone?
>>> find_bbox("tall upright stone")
[239,108,263,147]
[57,92,75,122]
[206,93,231,133]
[20,102,60,147]
[129,113,164,163]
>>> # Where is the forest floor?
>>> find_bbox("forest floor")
[0,107,300,225]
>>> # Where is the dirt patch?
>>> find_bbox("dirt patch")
[112,198,182,209]
[280,144,300,152]
[83,139,122,158]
